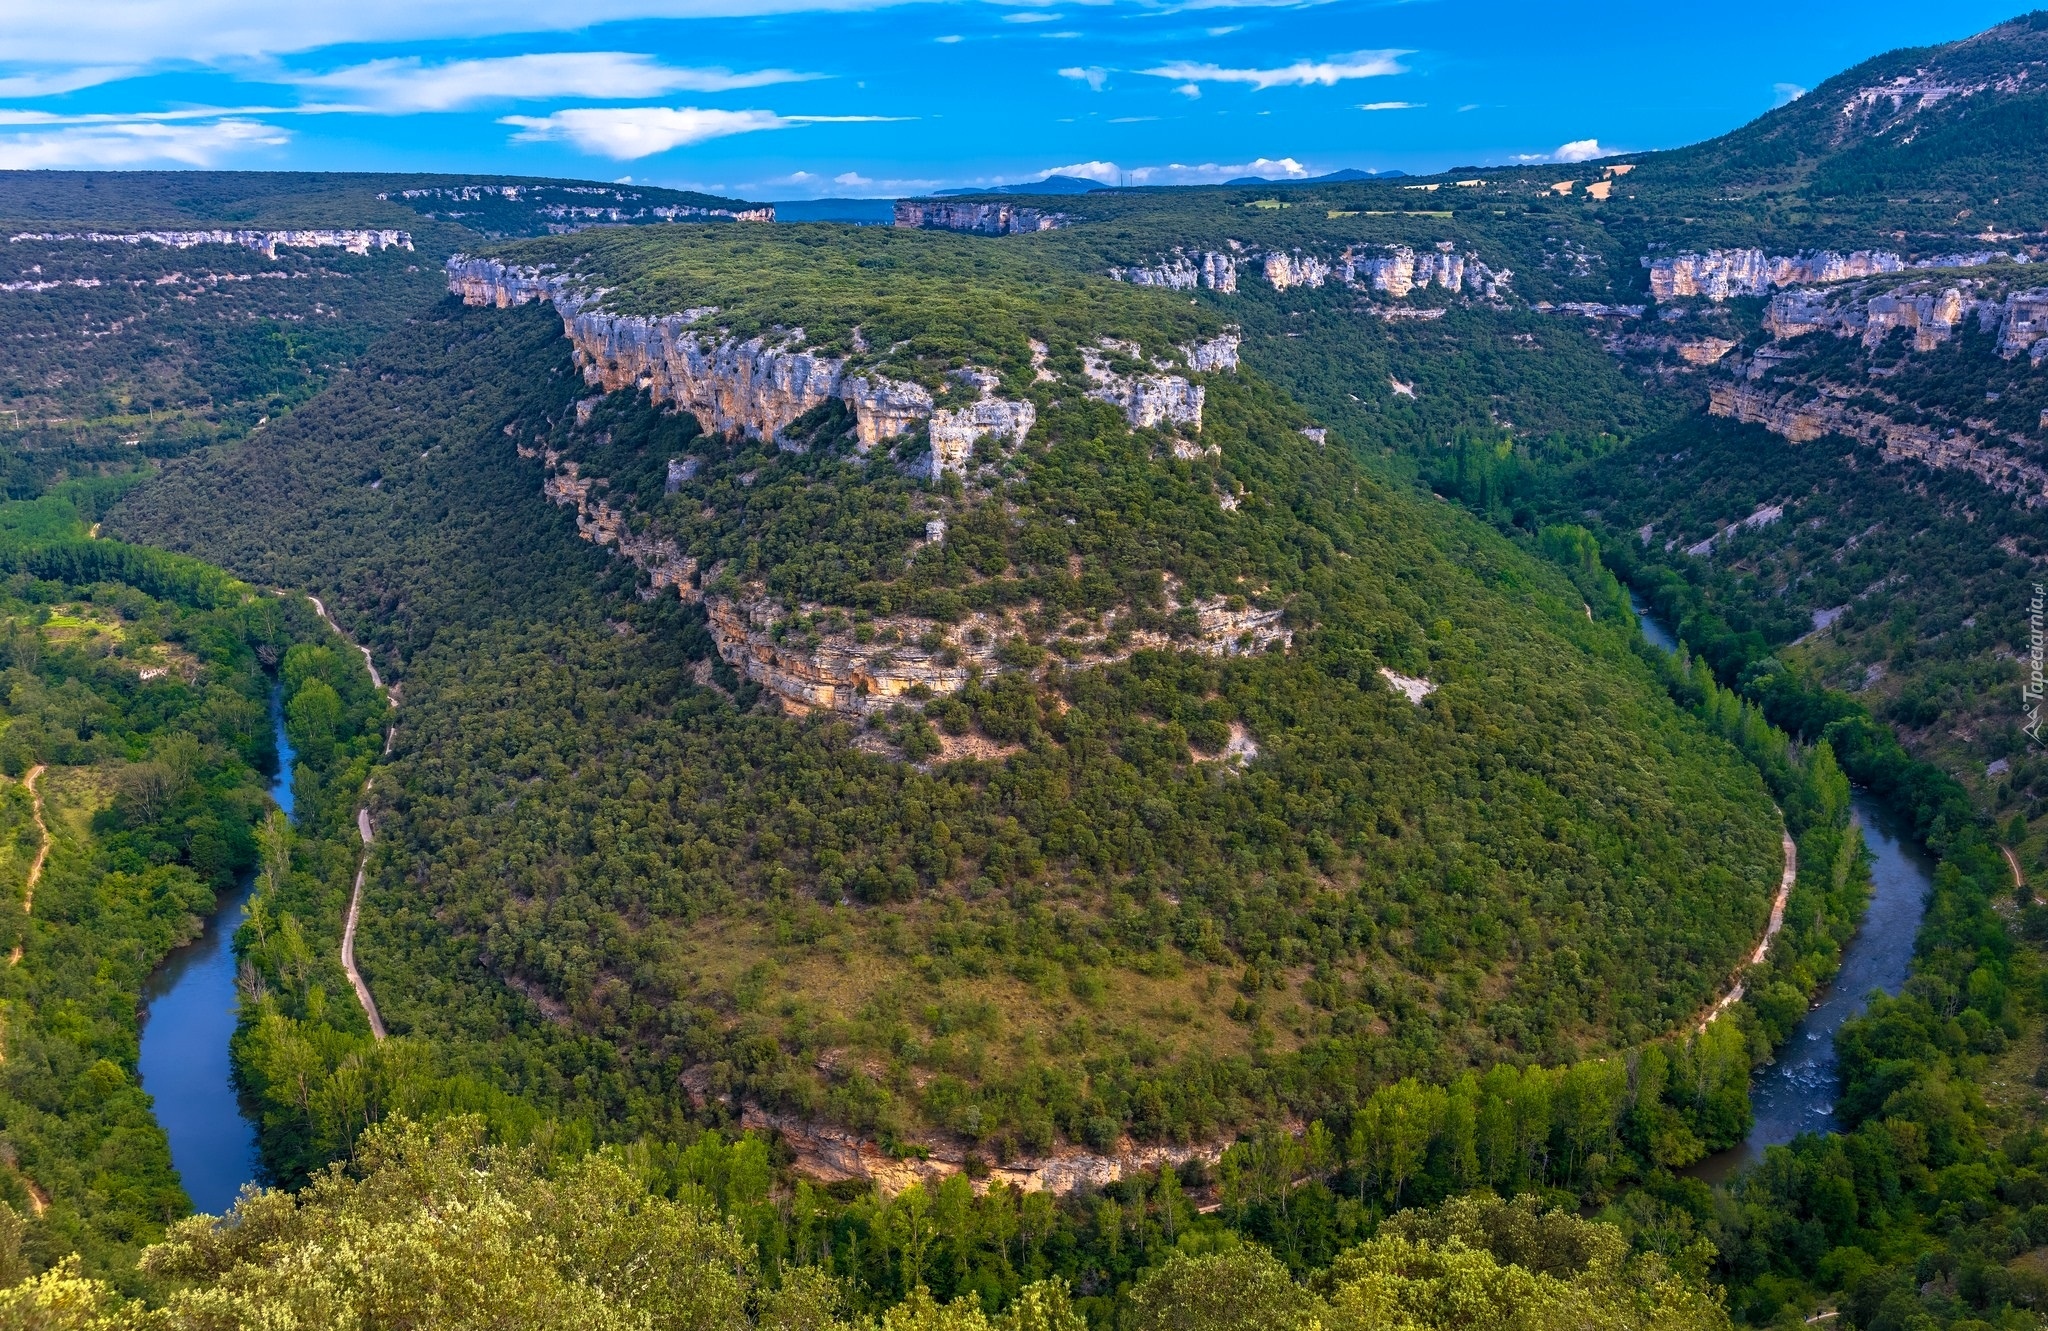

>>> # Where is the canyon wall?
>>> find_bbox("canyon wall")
[1708,376,2048,503]
[893,201,1067,235]
[1646,248,2032,301]
[9,229,412,258]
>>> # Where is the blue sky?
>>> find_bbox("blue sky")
[0,1,2028,198]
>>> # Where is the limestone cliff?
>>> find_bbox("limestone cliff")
[9,229,412,258]
[737,1101,1221,1197]
[1108,247,1237,292]
[1645,248,2031,301]
[1709,375,2048,503]
[928,368,1037,479]
[1262,252,1331,292]
[1082,341,1205,430]
[448,256,1034,454]
[893,201,1067,234]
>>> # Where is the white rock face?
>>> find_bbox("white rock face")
[1181,332,1240,372]
[1263,252,1331,291]
[1082,342,1204,429]
[929,369,1036,478]
[893,201,1066,234]
[1644,248,2026,302]
[451,256,1041,449]
[1379,668,1436,703]
[1109,248,1238,292]
[10,229,411,258]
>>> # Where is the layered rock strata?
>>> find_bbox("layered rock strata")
[448,257,1024,456]
[1082,342,1205,429]
[738,1101,1221,1197]
[892,202,1066,234]
[1645,248,2031,302]
[1708,377,2048,503]
[9,229,412,258]
[928,369,1037,479]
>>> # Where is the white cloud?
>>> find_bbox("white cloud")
[0,66,139,97]
[1175,82,1201,98]
[1042,159,1120,183]
[1773,82,1806,107]
[1059,65,1109,91]
[934,33,963,42]
[1205,24,1242,35]
[1040,156,1307,187]
[502,106,792,156]
[0,117,284,169]
[500,105,905,158]
[1358,100,1419,110]
[1004,10,1062,19]
[0,0,936,65]
[1552,137,1604,162]
[1142,50,1406,90]
[833,170,869,185]
[292,52,818,112]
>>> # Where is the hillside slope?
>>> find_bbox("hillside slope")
[111,224,1782,1179]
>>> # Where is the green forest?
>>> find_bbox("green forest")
[5,11,2048,1328]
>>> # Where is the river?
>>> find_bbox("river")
[135,687,292,1216]
[1625,592,1934,1179]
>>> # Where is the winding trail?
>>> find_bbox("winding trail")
[7,765,49,967]
[1699,826,1799,1033]
[2004,844,2025,892]
[291,592,395,1040]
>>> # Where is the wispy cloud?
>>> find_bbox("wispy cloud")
[0,117,285,169]
[292,53,819,112]
[1041,155,1307,186]
[1004,10,1063,20]
[1773,82,1806,107]
[1059,65,1109,91]
[0,67,139,97]
[1359,100,1420,110]
[500,105,906,158]
[1141,50,1407,90]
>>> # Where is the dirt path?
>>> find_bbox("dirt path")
[1698,825,1799,1033]
[286,591,396,1040]
[2004,844,2025,892]
[343,799,387,1040]
[7,765,49,967]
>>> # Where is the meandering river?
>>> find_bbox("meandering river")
[135,687,291,1215]
[1626,592,1934,1178]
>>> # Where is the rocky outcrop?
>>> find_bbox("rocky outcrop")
[1765,284,1969,351]
[448,256,1037,451]
[1262,252,1331,291]
[1994,290,2048,360]
[893,201,1066,234]
[1083,342,1205,429]
[928,369,1036,478]
[528,448,698,595]
[1181,332,1240,372]
[9,229,412,258]
[1107,247,1238,293]
[523,416,1290,716]
[1338,244,1467,297]
[1646,248,2032,302]
[1708,378,2048,503]
[737,1101,1221,1196]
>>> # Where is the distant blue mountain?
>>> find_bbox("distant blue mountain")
[1223,168,1408,186]
[932,174,1108,197]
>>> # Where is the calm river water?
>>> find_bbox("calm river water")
[135,688,292,1216]
[1625,592,1934,1179]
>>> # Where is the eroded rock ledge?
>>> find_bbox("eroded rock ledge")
[9,229,412,258]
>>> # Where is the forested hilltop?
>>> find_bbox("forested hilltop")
[4,11,2048,1330]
